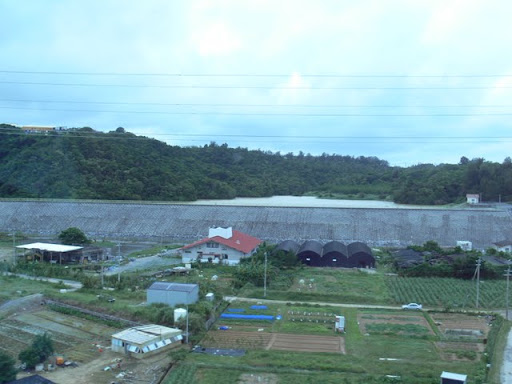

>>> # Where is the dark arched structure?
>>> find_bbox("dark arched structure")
[273,240,301,267]
[275,240,300,254]
[297,240,323,266]
[322,241,348,267]
[347,241,375,268]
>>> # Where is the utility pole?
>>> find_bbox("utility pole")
[185,304,189,344]
[263,252,267,298]
[476,258,481,309]
[506,266,511,321]
[12,231,16,265]
[117,242,121,283]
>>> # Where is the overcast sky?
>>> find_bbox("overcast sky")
[1,0,511,166]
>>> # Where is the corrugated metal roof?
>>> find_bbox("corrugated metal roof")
[148,282,198,293]
[112,324,182,345]
[16,242,83,252]
[441,371,467,380]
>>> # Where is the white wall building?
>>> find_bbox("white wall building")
[466,194,480,204]
[180,226,262,266]
[111,325,183,358]
[494,240,512,253]
[456,241,472,251]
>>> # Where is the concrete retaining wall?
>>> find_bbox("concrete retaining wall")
[1,200,511,249]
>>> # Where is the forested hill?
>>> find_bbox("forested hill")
[0,124,511,204]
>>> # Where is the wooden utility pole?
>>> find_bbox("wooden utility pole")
[506,266,511,321]
[263,252,268,298]
[12,231,16,264]
[476,258,481,309]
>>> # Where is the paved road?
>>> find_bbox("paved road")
[502,328,512,383]
[104,255,181,276]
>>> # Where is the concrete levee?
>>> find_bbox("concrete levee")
[0,200,511,249]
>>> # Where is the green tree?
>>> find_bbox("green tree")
[18,348,39,369]
[18,332,55,369]
[0,351,16,383]
[58,227,90,245]
[32,332,54,361]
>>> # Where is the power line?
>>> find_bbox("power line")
[0,70,510,78]
[2,106,512,117]
[1,98,511,108]
[1,129,511,143]
[0,81,510,90]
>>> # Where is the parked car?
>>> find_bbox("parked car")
[402,303,422,310]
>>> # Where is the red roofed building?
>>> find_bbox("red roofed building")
[180,227,262,265]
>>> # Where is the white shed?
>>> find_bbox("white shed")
[440,371,467,384]
[466,194,479,204]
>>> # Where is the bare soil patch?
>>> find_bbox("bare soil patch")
[202,330,344,353]
[431,313,491,339]
[436,341,484,361]
[269,333,344,353]
[202,330,273,349]
[22,348,172,384]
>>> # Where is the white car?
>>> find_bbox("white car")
[402,303,422,310]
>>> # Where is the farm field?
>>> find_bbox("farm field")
[166,301,498,384]
[0,308,119,362]
[239,267,509,310]
[386,276,507,309]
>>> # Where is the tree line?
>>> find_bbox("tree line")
[0,124,511,204]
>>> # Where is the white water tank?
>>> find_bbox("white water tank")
[174,308,187,323]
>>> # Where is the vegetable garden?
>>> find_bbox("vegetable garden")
[386,276,507,309]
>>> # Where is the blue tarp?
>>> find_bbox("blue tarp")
[227,308,245,312]
[250,305,268,310]
[220,314,274,320]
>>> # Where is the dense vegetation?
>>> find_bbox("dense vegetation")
[1,124,511,204]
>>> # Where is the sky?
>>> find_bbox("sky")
[0,0,511,166]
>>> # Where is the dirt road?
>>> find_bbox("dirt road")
[223,296,401,310]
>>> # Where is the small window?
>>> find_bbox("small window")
[332,259,337,262]
[306,258,310,261]
[224,254,228,259]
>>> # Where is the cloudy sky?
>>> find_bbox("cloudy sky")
[1,0,511,166]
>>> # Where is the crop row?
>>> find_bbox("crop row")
[386,277,507,309]
[166,363,197,384]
